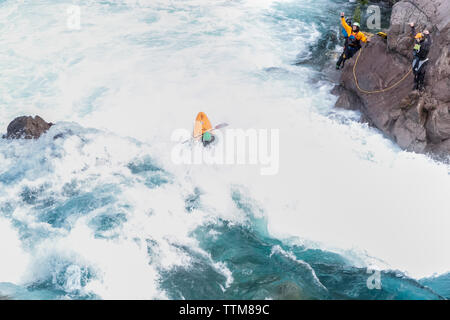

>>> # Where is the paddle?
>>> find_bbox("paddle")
[182,123,229,144]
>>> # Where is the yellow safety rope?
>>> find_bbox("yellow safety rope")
[353,47,412,94]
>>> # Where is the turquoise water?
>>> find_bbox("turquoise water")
[0,0,448,299]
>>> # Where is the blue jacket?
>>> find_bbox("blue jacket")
[342,27,349,38]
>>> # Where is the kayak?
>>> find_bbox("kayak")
[193,112,212,141]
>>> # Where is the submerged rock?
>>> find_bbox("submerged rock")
[334,0,450,156]
[274,281,306,300]
[4,115,53,139]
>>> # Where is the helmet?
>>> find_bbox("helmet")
[415,33,424,39]
[202,131,212,142]
[353,22,360,28]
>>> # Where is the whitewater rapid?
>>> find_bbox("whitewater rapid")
[0,0,449,299]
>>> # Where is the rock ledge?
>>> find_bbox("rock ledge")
[4,115,53,139]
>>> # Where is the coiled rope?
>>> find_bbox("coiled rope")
[353,47,412,94]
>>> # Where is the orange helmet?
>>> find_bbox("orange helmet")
[415,33,424,39]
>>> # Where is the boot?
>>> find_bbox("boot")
[336,54,344,70]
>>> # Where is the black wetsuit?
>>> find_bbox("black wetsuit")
[411,26,431,90]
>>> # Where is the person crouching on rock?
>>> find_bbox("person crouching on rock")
[409,23,431,91]
[336,12,369,70]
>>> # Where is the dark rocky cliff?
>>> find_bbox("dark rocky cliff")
[334,0,450,157]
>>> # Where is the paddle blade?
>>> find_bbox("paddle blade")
[214,123,228,130]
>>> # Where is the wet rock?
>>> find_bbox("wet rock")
[425,104,450,143]
[333,85,363,111]
[335,0,450,156]
[52,129,74,140]
[4,116,53,139]
[274,282,306,300]
[426,139,450,159]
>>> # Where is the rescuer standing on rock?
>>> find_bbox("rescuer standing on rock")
[409,22,431,91]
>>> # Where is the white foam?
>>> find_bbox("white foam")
[0,217,30,283]
[271,245,327,291]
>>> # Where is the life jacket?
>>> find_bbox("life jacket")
[414,43,421,52]
[348,34,361,48]
[414,39,430,60]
